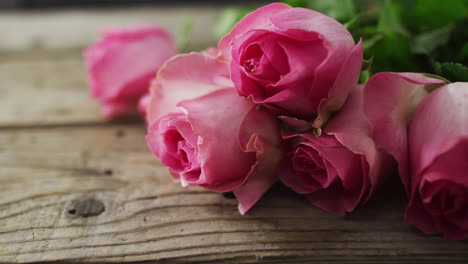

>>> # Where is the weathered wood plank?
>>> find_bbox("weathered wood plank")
[0,125,467,263]
[0,6,221,127]
[1,5,467,264]
[0,6,219,54]
[0,53,102,126]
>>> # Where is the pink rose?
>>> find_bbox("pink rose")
[219,3,363,127]
[362,73,468,239]
[84,24,176,119]
[363,73,447,193]
[406,83,468,240]
[279,85,393,215]
[145,52,281,214]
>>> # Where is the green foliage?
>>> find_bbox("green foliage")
[434,62,468,82]
[411,24,455,55]
[412,0,467,29]
[461,43,468,61]
[283,0,306,7]
[212,0,468,82]
[213,7,255,41]
[360,57,374,83]
[368,0,415,72]
[377,0,408,36]
[176,16,193,52]
[300,0,356,22]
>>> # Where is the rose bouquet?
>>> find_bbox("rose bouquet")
[84,2,467,240]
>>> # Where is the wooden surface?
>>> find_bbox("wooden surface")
[0,6,467,264]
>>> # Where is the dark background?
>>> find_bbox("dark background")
[1,0,260,9]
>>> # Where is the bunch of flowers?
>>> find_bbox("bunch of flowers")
[84,3,467,240]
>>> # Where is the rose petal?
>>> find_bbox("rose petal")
[307,180,363,216]
[177,89,257,192]
[146,52,233,125]
[409,83,468,182]
[269,8,355,47]
[325,84,393,200]
[218,3,291,60]
[269,7,357,117]
[138,93,150,119]
[84,24,176,119]
[146,112,199,177]
[235,107,281,214]
[406,82,468,239]
[363,72,446,193]
[314,41,363,128]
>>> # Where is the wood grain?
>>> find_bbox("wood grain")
[0,6,219,54]
[0,5,467,264]
[0,126,467,263]
[0,6,221,127]
[0,53,102,126]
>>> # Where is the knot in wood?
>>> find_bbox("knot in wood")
[69,198,105,217]
[222,192,236,199]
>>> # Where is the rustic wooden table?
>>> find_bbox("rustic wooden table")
[0,5,467,264]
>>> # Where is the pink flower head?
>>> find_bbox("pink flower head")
[84,24,177,119]
[363,73,446,193]
[406,82,468,240]
[145,52,281,214]
[219,3,363,127]
[362,73,468,239]
[280,85,393,215]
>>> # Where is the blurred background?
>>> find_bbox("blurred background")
[0,0,262,9]
[0,1,236,58]
[0,0,466,81]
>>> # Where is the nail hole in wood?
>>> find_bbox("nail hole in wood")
[69,198,105,217]
[104,169,113,175]
[116,130,125,138]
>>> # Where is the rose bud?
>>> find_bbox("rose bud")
[218,3,363,128]
[145,52,281,214]
[363,73,446,193]
[279,85,393,215]
[84,24,176,119]
[406,82,468,240]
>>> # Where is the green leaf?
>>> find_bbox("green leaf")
[367,31,417,72]
[359,69,370,84]
[378,0,409,36]
[296,0,356,22]
[283,0,307,7]
[344,16,359,30]
[213,8,254,40]
[176,16,193,52]
[413,0,467,29]
[434,62,468,82]
[333,0,356,22]
[411,24,455,55]
[213,8,241,40]
[362,56,374,71]
[460,43,468,61]
[363,33,383,50]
